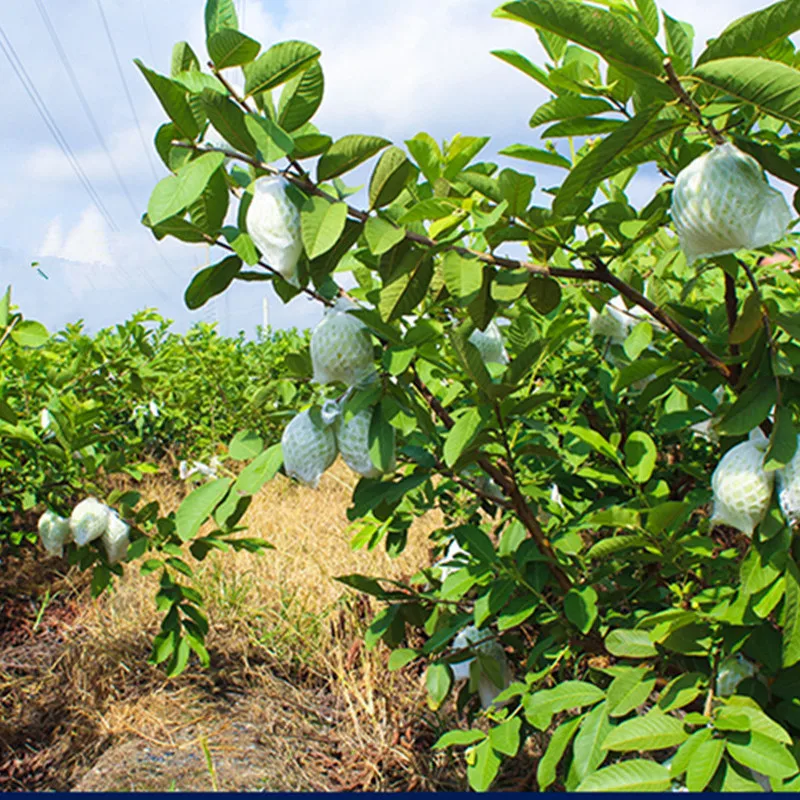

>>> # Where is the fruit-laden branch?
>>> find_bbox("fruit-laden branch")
[410,369,573,592]
[663,58,726,145]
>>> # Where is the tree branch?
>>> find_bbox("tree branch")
[663,58,726,145]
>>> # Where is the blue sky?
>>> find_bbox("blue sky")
[0,0,780,338]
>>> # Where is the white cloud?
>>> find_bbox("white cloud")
[38,217,64,259]
[62,207,114,265]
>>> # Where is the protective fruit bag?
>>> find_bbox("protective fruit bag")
[334,405,395,479]
[310,298,376,387]
[468,319,509,365]
[281,408,337,488]
[70,497,110,546]
[37,510,71,557]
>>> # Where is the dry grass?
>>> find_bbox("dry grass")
[1,458,481,792]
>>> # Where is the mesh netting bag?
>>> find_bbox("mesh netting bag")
[102,511,131,565]
[716,653,757,697]
[433,538,470,584]
[310,298,376,387]
[671,143,792,264]
[710,439,773,535]
[589,295,645,345]
[281,409,337,488]
[777,434,800,526]
[70,497,110,546]
[334,406,395,479]
[246,175,303,286]
[468,320,509,365]
[450,625,511,709]
[38,510,71,557]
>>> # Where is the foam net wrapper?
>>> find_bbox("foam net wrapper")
[335,406,394,479]
[246,175,303,286]
[281,409,337,488]
[670,143,792,264]
[38,510,71,557]
[102,512,131,565]
[468,320,509,365]
[70,497,110,546]
[310,298,376,387]
[450,625,511,709]
[777,434,800,526]
[710,439,773,535]
[589,295,645,345]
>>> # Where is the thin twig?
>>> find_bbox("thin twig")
[0,316,20,350]
[663,58,726,145]
[723,271,742,385]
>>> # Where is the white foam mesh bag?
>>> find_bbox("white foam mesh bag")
[102,512,131,565]
[671,143,791,264]
[589,295,644,345]
[310,299,375,387]
[38,510,71,557]
[451,625,511,708]
[245,175,303,286]
[70,497,110,546]
[468,320,509,365]
[334,406,394,478]
[777,434,800,526]
[281,409,337,488]
[711,439,774,535]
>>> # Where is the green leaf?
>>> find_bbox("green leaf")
[607,668,656,717]
[442,252,483,305]
[498,143,571,169]
[405,132,442,183]
[135,60,199,140]
[564,585,598,634]
[368,404,396,473]
[244,113,293,161]
[537,715,583,790]
[444,408,483,468]
[716,377,777,436]
[234,444,283,494]
[663,13,693,73]
[554,105,663,215]
[301,196,348,260]
[605,629,657,658]
[228,430,263,461]
[467,739,502,792]
[493,0,666,82]
[726,731,799,779]
[201,90,258,154]
[526,277,561,315]
[783,561,800,668]
[175,478,232,541]
[491,48,554,91]
[434,729,486,749]
[398,198,459,224]
[222,226,259,265]
[624,431,657,484]
[524,681,606,731]
[658,672,704,712]
[692,57,800,127]
[623,321,652,361]
[729,291,763,345]
[571,426,620,464]
[603,711,688,751]
[364,216,406,256]
[577,759,671,792]
[489,717,522,757]
[497,168,535,217]
[634,0,659,36]
[317,134,391,183]
[369,146,414,209]
[530,96,613,128]
[189,168,229,234]
[379,250,433,322]
[277,61,324,132]
[171,42,200,77]
[245,40,321,96]
[208,29,260,69]
[443,135,489,179]
[184,255,241,310]
[147,151,225,226]
[697,0,800,65]
[569,702,613,787]
[764,405,797,471]
[426,662,452,710]
[586,535,648,560]
[451,328,494,396]
[204,0,237,38]
[10,320,49,348]
[387,648,418,671]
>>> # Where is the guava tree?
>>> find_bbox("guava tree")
[139,0,800,790]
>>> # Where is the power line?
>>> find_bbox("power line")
[94,0,159,182]
[0,24,119,232]
[33,0,140,218]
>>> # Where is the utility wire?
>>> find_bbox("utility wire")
[33,0,140,217]
[0,24,119,232]
[94,0,159,181]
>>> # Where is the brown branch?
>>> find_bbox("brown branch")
[0,316,20,350]
[724,272,742,385]
[410,369,572,592]
[663,58,726,145]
